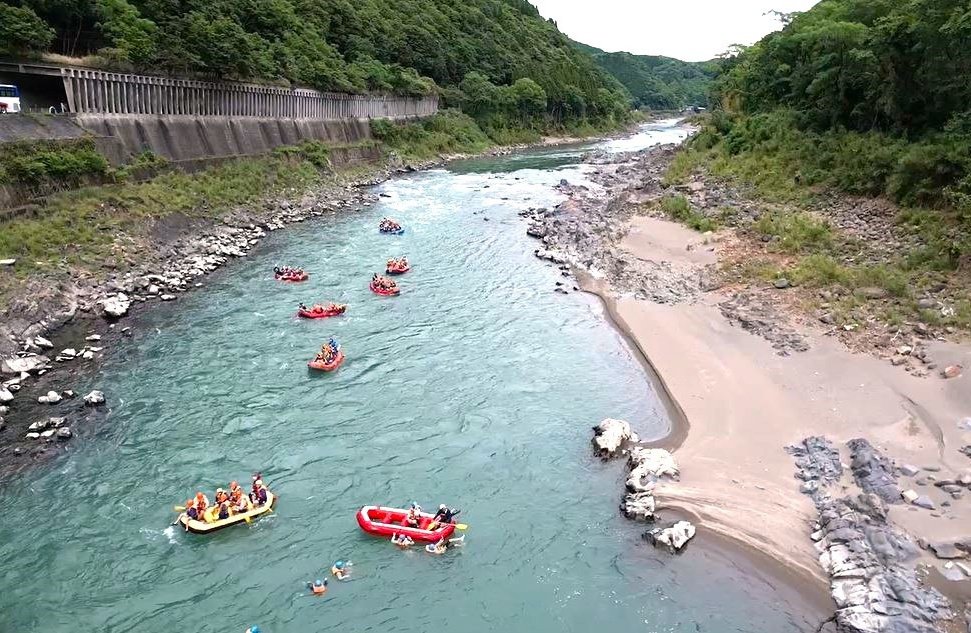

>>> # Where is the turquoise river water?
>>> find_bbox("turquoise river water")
[0,121,820,632]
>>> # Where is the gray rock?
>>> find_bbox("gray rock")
[98,293,131,318]
[858,286,889,299]
[33,336,54,349]
[959,417,971,432]
[38,390,62,404]
[913,495,936,510]
[83,390,106,406]
[644,520,695,553]
[930,542,966,560]
[847,438,900,503]
[917,298,936,309]
[160,294,176,301]
[898,464,920,477]
[773,278,790,289]
[55,427,72,440]
[0,355,50,375]
[591,418,638,459]
[0,387,13,403]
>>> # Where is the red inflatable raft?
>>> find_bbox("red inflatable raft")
[356,505,456,542]
[276,272,309,282]
[298,305,346,319]
[386,265,410,275]
[308,350,345,372]
[369,281,400,296]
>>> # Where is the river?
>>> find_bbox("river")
[0,120,819,632]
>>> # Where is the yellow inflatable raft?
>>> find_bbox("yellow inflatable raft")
[178,491,276,534]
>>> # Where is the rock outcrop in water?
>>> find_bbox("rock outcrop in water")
[788,436,955,633]
[592,418,638,458]
[645,520,696,553]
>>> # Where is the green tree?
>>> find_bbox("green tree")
[507,77,546,124]
[0,4,55,56]
[96,0,157,65]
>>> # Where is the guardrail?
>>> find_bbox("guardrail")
[0,61,438,120]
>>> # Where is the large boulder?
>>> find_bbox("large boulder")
[38,390,62,404]
[83,390,106,406]
[0,355,49,375]
[0,387,13,403]
[627,447,679,492]
[592,418,638,459]
[98,293,131,318]
[645,520,696,553]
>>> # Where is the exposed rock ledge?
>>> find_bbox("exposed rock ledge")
[592,421,694,553]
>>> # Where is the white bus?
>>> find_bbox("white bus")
[0,84,22,113]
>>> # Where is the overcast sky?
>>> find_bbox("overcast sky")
[529,0,820,61]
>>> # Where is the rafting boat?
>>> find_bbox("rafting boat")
[379,227,405,235]
[178,492,276,534]
[386,264,410,275]
[276,272,309,282]
[369,281,400,296]
[356,505,456,542]
[298,305,346,319]
[308,349,345,372]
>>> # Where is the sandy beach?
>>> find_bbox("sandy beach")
[603,216,971,585]
[525,137,971,630]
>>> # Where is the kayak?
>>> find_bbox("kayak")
[356,505,456,543]
[308,349,345,372]
[276,272,308,282]
[386,265,410,275]
[370,282,400,296]
[379,227,405,235]
[298,306,346,319]
[178,491,276,534]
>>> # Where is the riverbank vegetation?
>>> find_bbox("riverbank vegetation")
[0,151,328,280]
[664,0,971,331]
[0,139,109,189]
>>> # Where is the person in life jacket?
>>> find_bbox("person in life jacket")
[426,537,447,555]
[307,579,328,595]
[427,504,459,531]
[185,499,199,521]
[229,481,250,513]
[404,502,421,528]
[251,479,268,506]
[331,561,350,581]
[391,532,414,548]
[195,492,209,514]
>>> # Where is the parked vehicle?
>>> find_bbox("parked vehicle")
[0,84,21,113]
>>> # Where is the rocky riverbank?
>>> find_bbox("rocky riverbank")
[523,129,971,632]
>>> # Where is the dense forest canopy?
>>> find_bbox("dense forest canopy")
[714,0,971,136]
[0,0,631,130]
[574,41,719,110]
[704,0,971,218]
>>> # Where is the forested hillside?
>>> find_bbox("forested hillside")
[657,0,971,335]
[574,41,718,110]
[690,0,971,269]
[0,0,631,134]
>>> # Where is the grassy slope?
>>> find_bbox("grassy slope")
[661,118,971,332]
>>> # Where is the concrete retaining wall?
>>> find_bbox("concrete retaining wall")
[74,114,375,162]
